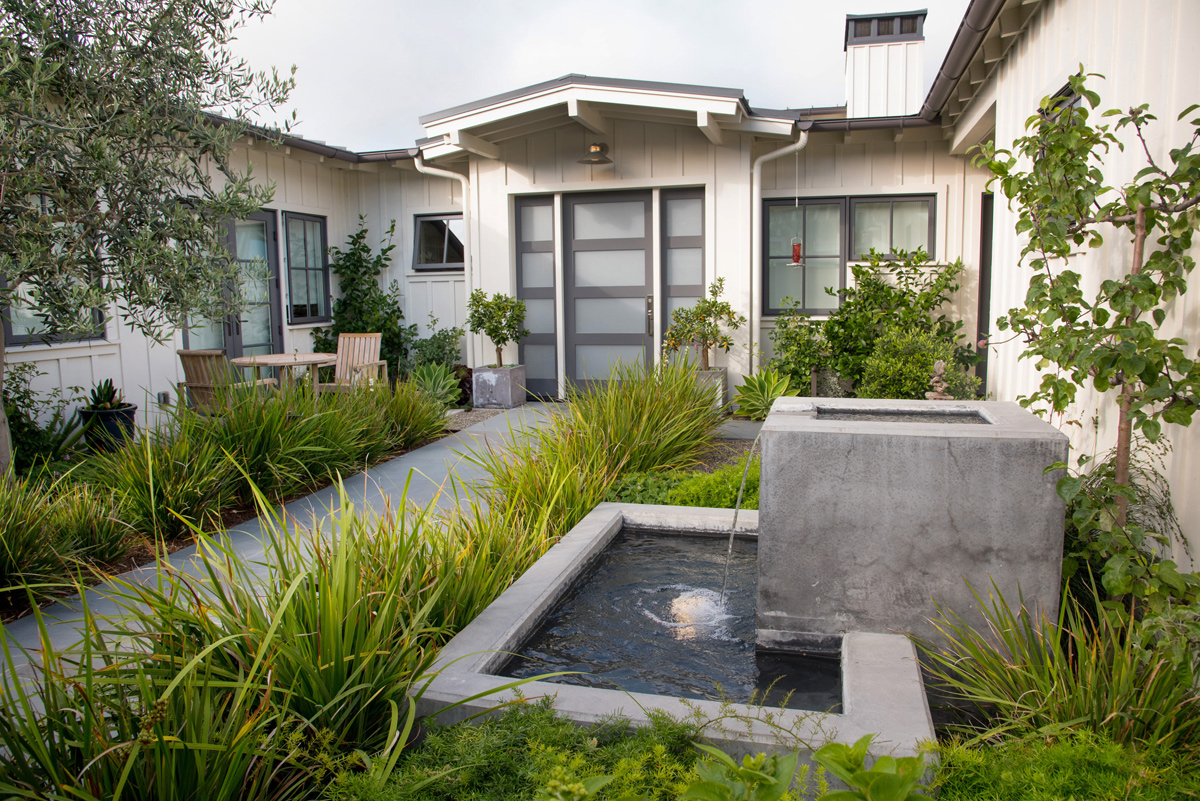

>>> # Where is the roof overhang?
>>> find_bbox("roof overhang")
[417,74,797,161]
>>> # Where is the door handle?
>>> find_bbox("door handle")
[646,295,654,337]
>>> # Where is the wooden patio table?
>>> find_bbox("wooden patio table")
[229,352,337,397]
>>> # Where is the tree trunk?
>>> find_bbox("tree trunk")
[700,345,709,371]
[1114,203,1147,528]
[495,344,503,369]
[0,322,11,476]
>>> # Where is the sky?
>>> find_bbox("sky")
[231,0,972,153]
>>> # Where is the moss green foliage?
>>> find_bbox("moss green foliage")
[684,744,800,801]
[604,457,760,511]
[768,250,972,395]
[734,369,799,421]
[858,327,980,400]
[313,218,417,378]
[813,735,929,800]
[467,290,529,368]
[328,700,703,801]
[933,732,1200,801]
[662,278,747,371]
[410,314,466,368]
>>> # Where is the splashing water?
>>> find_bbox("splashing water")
[638,585,733,641]
[720,431,762,604]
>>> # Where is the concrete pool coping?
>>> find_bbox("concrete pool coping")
[419,502,935,759]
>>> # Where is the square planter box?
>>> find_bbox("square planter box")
[472,365,526,409]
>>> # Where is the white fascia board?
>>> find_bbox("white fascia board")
[422,84,743,139]
[420,140,466,162]
[723,117,795,138]
[950,77,997,156]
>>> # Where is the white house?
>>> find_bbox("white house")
[7,0,1199,561]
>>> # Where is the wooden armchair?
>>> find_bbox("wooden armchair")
[317,333,388,393]
[176,349,277,412]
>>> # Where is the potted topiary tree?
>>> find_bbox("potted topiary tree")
[466,289,530,408]
[662,277,746,407]
[77,379,137,451]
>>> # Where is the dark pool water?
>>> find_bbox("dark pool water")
[816,409,989,424]
[498,531,841,712]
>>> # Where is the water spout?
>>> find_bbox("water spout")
[720,432,761,605]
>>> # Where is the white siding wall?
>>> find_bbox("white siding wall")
[846,40,925,118]
[979,0,1200,563]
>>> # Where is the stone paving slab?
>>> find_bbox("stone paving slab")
[1,402,557,676]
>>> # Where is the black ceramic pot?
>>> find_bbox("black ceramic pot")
[78,404,137,452]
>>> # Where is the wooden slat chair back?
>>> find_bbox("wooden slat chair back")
[176,349,277,412]
[319,333,388,393]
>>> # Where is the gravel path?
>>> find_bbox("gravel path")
[444,408,504,431]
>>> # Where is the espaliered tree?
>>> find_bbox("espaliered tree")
[978,73,1200,601]
[0,0,294,472]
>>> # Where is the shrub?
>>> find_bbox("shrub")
[768,250,972,394]
[410,314,466,368]
[662,277,746,371]
[409,362,460,409]
[669,456,759,510]
[734,368,799,420]
[918,582,1200,753]
[2,362,83,475]
[379,381,447,449]
[466,290,528,368]
[933,731,1200,801]
[858,326,979,400]
[314,218,418,379]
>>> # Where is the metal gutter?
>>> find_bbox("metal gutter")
[357,148,418,163]
[749,130,810,375]
[918,0,1006,121]
[808,115,941,131]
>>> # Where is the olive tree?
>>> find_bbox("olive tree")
[0,0,294,471]
[978,73,1200,602]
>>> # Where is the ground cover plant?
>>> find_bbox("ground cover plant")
[932,731,1200,800]
[605,456,760,510]
[328,700,704,801]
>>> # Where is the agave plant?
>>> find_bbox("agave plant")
[734,368,799,421]
[409,362,461,409]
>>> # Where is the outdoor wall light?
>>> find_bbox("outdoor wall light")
[578,142,612,165]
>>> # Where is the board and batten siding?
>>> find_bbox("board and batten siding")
[976,0,1200,563]
[755,128,993,366]
[6,140,351,426]
[340,168,467,356]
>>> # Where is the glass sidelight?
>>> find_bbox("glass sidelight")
[564,191,653,387]
[516,197,557,398]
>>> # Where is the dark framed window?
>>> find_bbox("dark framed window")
[413,214,465,271]
[763,197,846,316]
[2,280,106,347]
[284,212,330,324]
[849,195,935,260]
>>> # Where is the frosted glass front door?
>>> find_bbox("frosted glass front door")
[565,192,652,387]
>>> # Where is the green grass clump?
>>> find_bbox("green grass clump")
[0,473,60,590]
[604,471,686,505]
[470,362,722,541]
[933,732,1200,800]
[328,700,703,801]
[919,582,1200,753]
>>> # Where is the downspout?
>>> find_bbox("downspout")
[414,152,474,365]
[749,128,809,374]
